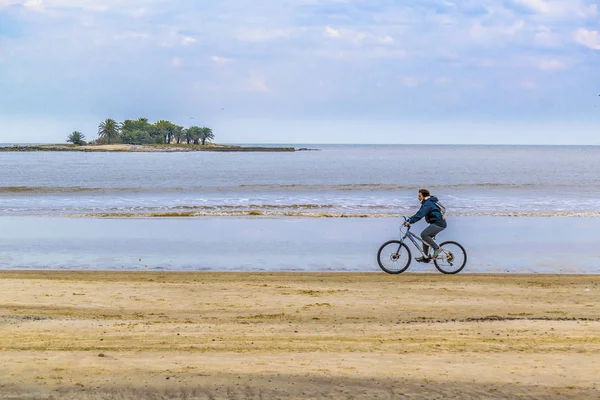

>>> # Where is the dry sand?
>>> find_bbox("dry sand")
[0,271,598,399]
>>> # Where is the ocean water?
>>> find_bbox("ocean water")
[1,144,599,273]
[1,144,600,217]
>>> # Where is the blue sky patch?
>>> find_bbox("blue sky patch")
[0,12,21,38]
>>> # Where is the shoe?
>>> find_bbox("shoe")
[432,248,442,259]
[415,256,431,263]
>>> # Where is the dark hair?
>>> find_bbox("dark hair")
[419,189,430,197]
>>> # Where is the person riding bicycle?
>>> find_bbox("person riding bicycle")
[403,189,447,263]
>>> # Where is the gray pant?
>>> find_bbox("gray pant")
[421,224,445,255]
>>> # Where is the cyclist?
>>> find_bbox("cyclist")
[403,189,447,263]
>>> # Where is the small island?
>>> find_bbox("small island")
[0,118,304,152]
[0,143,297,152]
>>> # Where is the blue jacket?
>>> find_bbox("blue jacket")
[408,196,446,227]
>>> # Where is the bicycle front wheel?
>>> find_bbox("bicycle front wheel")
[377,240,411,274]
[433,241,467,274]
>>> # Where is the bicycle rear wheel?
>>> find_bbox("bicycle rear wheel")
[433,241,467,274]
[377,240,411,274]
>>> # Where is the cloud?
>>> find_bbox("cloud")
[513,0,568,15]
[575,28,600,49]
[325,26,340,38]
[23,0,43,11]
[324,26,383,45]
[211,56,232,64]
[378,36,394,45]
[0,0,18,7]
[511,0,597,19]
[181,36,196,45]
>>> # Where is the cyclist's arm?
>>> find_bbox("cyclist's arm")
[408,203,432,224]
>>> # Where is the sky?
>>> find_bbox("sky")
[0,0,599,144]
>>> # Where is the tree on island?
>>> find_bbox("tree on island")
[173,126,185,144]
[67,131,86,146]
[185,126,201,144]
[154,120,182,144]
[89,118,215,146]
[120,118,154,144]
[200,127,214,145]
[97,119,120,144]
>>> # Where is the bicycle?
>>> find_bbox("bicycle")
[377,217,467,274]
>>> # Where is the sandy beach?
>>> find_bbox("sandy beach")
[0,271,598,399]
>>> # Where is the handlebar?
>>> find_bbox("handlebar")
[401,216,411,232]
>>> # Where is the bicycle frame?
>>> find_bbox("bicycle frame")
[399,217,437,257]
[399,226,430,257]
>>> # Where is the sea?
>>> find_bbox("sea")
[1,144,599,273]
[2,144,600,218]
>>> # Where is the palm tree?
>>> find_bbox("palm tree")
[120,119,137,133]
[185,126,201,144]
[173,126,185,144]
[67,131,86,146]
[97,119,120,144]
[199,127,214,145]
[154,120,177,144]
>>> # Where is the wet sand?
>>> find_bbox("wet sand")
[0,271,599,399]
[3,216,600,273]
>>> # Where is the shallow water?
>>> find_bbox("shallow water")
[2,145,600,217]
[0,216,598,273]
